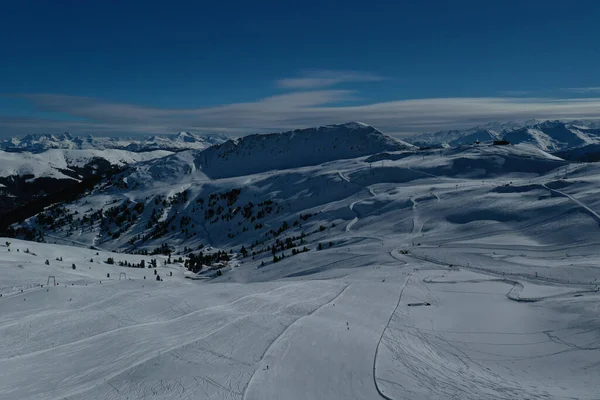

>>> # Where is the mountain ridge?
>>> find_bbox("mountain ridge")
[0,131,228,153]
[405,119,600,151]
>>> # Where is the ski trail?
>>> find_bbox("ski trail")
[410,197,420,235]
[405,166,439,180]
[45,233,103,251]
[243,283,351,400]
[339,170,376,232]
[541,183,600,223]
[346,200,360,232]
[373,273,412,400]
[337,170,351,183]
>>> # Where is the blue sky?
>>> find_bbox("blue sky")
[1,0,600,137]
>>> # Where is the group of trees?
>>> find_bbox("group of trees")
[184,251,230,273]
[106,257,159,269]
[272,246,309,263]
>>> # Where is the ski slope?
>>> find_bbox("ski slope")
[1,234,598,399]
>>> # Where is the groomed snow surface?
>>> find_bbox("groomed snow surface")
[2,140,600,399]
[1,239,598,399]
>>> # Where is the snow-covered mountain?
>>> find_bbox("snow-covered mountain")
[0,131,227,214]
[405,120,600,151]
[0,148,174,217]
[502,120,598,151]
[405,121,525,148]
[125,122,416,184]
[2,119,600,400]
[195,122,416,179]
[0,148,173,181]
[0,131,228,153]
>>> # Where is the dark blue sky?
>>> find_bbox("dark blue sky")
[2,0,600,137]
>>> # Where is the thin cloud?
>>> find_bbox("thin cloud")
[497,90,532,96]
[277,70,385,89]
[4,92,600,138]
[562,87,600,94]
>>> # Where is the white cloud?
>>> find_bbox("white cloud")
[4,92,600,138]
[276,70,385,89]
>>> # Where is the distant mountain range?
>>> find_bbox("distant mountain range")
[405,120,600,152]
[0,131,228,153]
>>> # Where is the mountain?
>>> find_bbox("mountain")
[554,143,600,162]
[2,120,599,400]
[0,148,173,216]
[7,125,568,251]
[501,120,595,151]
[405,120,600,151]
[0,131,227,214]
[0,131,228,153]
[194,122,416,179]
[121,132,228,152]
[117,122,416,186]
[0,148,173,180]
[405,121,524,148]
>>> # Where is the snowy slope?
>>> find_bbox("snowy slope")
[2,124,600,400]
[555,143,600,162]
[0,149,173,180]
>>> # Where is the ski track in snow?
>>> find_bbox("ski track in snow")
[339,170,376,232]
[541,183,600,223]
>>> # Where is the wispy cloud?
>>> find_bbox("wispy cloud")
[497,90,532,96]
[276,69,385,89]
[562,87,600,94]
[3,92,600,138]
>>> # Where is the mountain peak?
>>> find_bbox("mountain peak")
[191,123,415,179]
[334,121,371,129]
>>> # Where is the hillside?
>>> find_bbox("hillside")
[0,149,173,216]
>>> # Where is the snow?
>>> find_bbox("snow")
[0,149,173,179]
[407,119,600,151]
[0,132,227,153]
[1,122,600,399]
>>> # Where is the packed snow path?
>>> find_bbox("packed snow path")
[541,183,600,223]
[338,170,376,232]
